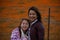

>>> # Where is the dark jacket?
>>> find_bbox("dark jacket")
[30,21,44,40]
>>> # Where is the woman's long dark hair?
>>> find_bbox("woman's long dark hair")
[18,18,30,37]
[28,6,42,23]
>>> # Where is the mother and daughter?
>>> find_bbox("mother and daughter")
[11,7,44,40]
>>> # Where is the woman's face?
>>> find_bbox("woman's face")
[21,20,29,31]
[29,10,37,22]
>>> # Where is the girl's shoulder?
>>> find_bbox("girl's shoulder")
[11,27,20,38]
[12,27,19,34]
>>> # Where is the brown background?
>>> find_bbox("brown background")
[0,0,60,40]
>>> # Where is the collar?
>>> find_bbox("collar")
[30,19,38,26]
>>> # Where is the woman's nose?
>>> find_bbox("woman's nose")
[30,15,33,17]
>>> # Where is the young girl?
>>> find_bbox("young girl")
[11,18,30,40]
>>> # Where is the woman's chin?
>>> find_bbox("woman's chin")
[30,19,34,22]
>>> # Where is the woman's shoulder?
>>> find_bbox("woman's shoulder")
[36,21,43,25]
[35,21,42,25]
[36,21,44,29]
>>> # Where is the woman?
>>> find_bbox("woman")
[28,7,44,40]
[11,18,30,40]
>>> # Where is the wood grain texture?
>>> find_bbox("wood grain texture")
[0,0,60,40]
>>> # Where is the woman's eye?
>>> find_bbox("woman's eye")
[29,13,36,15]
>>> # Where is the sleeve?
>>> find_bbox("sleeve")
[11,29,20,40]
[36,23,44,40]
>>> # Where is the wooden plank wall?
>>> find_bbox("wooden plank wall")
[0,0,60,40]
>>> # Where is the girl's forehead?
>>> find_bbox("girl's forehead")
[22,20,28,23]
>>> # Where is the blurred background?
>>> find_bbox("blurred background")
[0,0,60,40]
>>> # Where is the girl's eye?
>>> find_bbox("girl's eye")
[23,23,25,25]
[23,23,28,25]
[29,13,31,15]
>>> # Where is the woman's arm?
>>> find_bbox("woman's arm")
[37,23,44,40]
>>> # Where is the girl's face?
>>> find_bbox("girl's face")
[21,20,29,31]
[29,10,37,22]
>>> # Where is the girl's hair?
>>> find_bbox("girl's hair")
[28,6,42,23]
[18,18,30,37]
